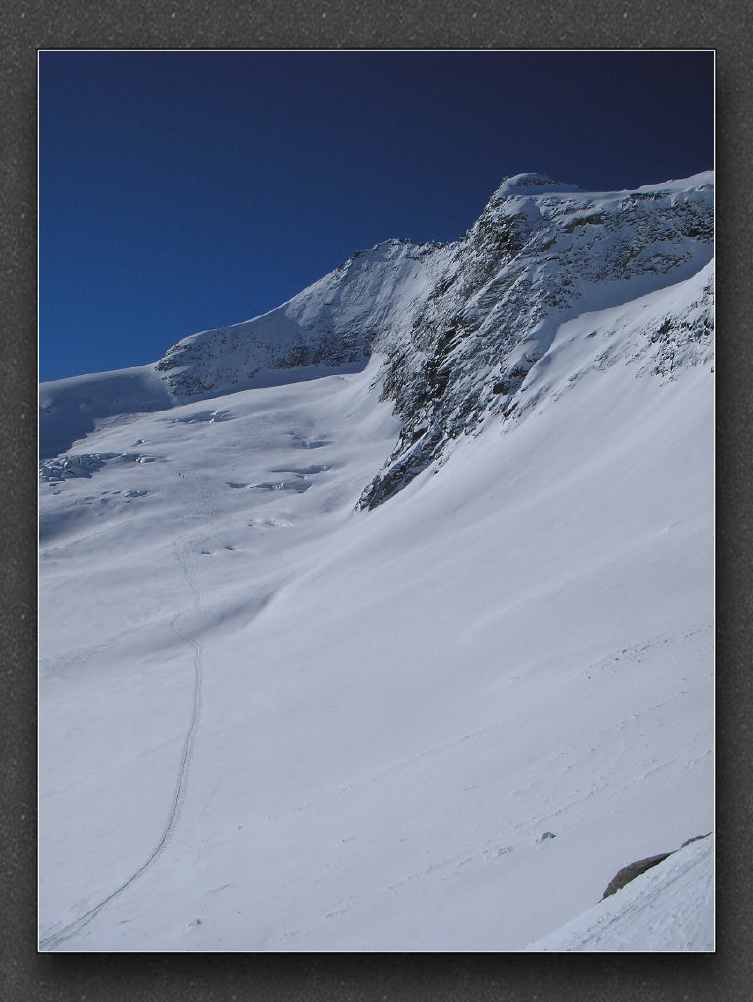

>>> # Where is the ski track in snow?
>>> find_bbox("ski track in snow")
[40,478,205,951]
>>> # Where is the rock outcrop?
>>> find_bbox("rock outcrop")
[602,833,712,900]
[356,172,713,508]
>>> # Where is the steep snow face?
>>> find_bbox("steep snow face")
[358,172,713,506]
[527,835,713,952]
[513,261,714,425]
[154,238,449,402]
[39,239,446,458]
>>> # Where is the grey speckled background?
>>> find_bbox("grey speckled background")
[3,2,752,999]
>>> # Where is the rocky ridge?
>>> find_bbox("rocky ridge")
[42,172,714,505]
[356,172,713,507]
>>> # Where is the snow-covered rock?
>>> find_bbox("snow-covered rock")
[358,171,713,507]
[154,237,447,403]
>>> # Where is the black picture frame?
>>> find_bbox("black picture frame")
[6,2,752,999]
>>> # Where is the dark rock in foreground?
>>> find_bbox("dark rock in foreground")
[602,833,711,900]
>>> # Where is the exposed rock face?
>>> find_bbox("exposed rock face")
[602,852,673,899]
[601,833,712,900]
[356,172,713,508]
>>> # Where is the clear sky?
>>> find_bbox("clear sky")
[39,50,714,381]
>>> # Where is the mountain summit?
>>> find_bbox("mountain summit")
[490,171,582,197]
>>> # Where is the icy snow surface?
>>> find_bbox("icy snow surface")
[39,175,713,952]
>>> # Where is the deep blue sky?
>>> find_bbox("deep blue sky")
[40,51,714,381]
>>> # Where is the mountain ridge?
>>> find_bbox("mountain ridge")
[40,170,714,511]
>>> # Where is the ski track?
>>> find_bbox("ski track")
[40,474,205,952]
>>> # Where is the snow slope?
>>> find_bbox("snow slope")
[154,238,447,404]
[527,835,713,952]
[39,365,172,460]
[40,237,446,459]
[39,173,713,952]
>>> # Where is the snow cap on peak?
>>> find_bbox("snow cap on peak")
[348,237,420,262]
[493,172,581,198]
[370,236,420,252]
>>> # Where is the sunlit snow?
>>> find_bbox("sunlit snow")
[39,173,713,952]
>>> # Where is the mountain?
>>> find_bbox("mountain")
[39,237,445,460]
[41,171,712,477]
[39,172,714,951]
[359,171,712,506]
